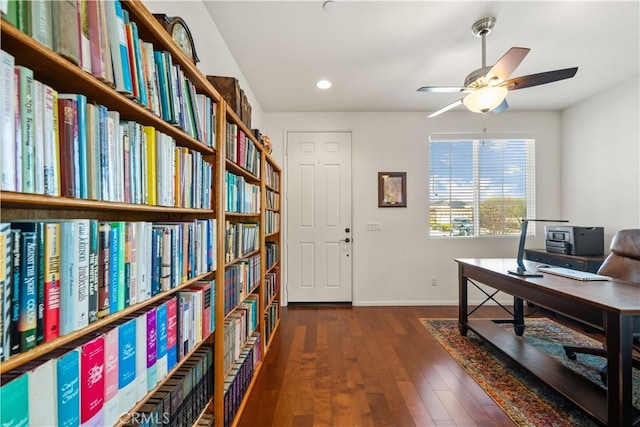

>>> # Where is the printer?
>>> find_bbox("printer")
[545,226,604,256]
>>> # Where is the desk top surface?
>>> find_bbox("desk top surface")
[456,258,640,314]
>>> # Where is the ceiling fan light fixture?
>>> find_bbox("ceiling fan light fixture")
[463,86,508,113]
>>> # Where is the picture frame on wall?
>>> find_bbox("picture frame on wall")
[378,172,406,207]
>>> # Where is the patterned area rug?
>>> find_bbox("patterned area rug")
[420,318,640,427]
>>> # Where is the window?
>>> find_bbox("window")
[429,137,535,237]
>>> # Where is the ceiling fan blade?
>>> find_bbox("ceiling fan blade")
[418,86,467,93]
[492,99,509,113]
[428,99,463,118]
[487,47,530,82]
[501,67,578,90]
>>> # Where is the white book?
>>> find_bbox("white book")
[43,85,59,196]
[28,359,57,426]
[134,314,147,403]
[106,110,119,202]
[59,219,90,335]
[135,222,151,303]
[1,50,15,191]
[33,80,45,194]
[102,328,119,427]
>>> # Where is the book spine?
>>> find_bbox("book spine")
[87,219,98,323]
[146,307,157,392]
[108,222,120,314]
[34,221,45,345]
[9,229,20,356]
[80,335,105,425]
[76,219,90,331]
[51,0,80,65]
[86,0,106,81]
[75,94,88,199]
[1,50,16,192]
[134,313,147,402]
[156,301,168,381]
[0,373,29,426]
[18,229,37,352]
[57,348,81,426]
[118,318,137,415]
[33,77,45,195]
[17,65,34,194]
[57,96,78,198]
[97,222,110,319]
[0,224,10,360]
[103,0,126,93]
[13,68,22,192]
[114,0,133,94]
[27,358,56,425]
[43,222,60,342]
[43,85,59,196]
[103,328,119,427]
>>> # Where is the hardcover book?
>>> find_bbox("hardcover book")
[0,223,11,360]
[43,222,60,342]
[51,0,80,65]
[97,222,110,319]
[0,373,28,426]
[28,358,57,425]
[102,327,119,427]
[166,297,178,371]
[156,301,168,381]
[57,348,81,427]
[17,65,34,194]
[1,50,15,192]
[134,313,147,403]
[146,307,157,392]
[80,335,105,426]
[118,318,137,416]
[11,222,38,352]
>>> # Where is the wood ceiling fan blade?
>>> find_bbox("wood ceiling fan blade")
[417,86,467,93]
[428,99,463,118]
[501,67,578,90]
[487,47,530,82]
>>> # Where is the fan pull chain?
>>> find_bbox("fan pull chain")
[482,112,488,134]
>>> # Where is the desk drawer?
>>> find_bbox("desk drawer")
[524,251,587,271]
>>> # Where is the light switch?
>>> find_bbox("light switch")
[366,221,382,231]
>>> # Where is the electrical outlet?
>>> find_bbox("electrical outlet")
[431,276,438,286]
[366,221,382,231]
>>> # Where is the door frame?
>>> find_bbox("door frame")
[282,130,355,305]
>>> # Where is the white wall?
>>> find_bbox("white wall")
[143,1,264,127]
[263,111,562,305]
[561,76,640,243]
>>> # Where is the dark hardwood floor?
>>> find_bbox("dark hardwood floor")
[237,305,554,427]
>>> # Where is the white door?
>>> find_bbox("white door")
[286,132,352,302]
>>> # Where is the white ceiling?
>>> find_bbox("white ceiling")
[204,1,640,114]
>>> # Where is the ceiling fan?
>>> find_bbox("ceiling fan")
[418,17,578,118]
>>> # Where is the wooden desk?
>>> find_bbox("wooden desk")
[456,258,640,426]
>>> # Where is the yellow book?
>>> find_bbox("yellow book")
[143,126,156,205]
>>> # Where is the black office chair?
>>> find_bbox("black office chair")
[562,229,640,384]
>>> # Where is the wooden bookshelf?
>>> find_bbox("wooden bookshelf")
[0,1,282,426]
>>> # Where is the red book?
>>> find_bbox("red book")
[43,222,61,342]
[124,24,139,100]
[57,96,78,198]
[86,0,106,81]
[80,335,105,425]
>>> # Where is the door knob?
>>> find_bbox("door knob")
[345,228,350,233]
[341,238,351,243]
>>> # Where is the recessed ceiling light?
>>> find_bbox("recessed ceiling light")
[316,80,332,89]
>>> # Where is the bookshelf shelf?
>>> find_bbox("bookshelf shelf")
[0,1,281,426]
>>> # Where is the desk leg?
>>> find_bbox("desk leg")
[605,312,633,426]
[458,265,468,336]
[514,297,525,336]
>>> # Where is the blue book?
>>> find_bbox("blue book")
[108,222,121,314]
[156,302,168,381]
[111,222,125,312]
[129,21,147,107]
[118,318,136,415]
[0,373,28,426]
[150,228,162,296]
[113,0,133,94]
[57,349,81,427]
[153,51,170,122]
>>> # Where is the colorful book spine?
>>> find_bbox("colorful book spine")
[57,95,78,198]
[118,318,137,416]
[166,297,178,371]
[80,335,105,426]
[156,301,168,381]
[111,221,125,312]
[17,65,35,193]
[146,307,157,392]
[113,0,133,94]
[34,221,45,345]
[15,224,37,352]
[102,327,119,427]
[75,94,88,199]
[43,84,59,196]
[0,374,28,426]
[33,80,45,195]
[108,222,121,314]
[57,348,81,427]
[9,228,21,356]
[76,219,90,331]
[97,222,110,319]
[87,219,98,323]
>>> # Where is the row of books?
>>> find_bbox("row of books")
[0,294,211,427]
[0,218,215,360]
[265,188,280,210]
[265,269,279,305]
[225,171,260,214]
[2,0,216,146]
[265,242,279,270]
[265,301,279,345]
[223,254,261,317]
[225,122,260,177]
[265,162,280,191]
[224,221,260,263]
[265,211,281,235]
[1,54,214,208]
[122,346,214,427]
[223,334,261,427]
[223,294,259,375]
